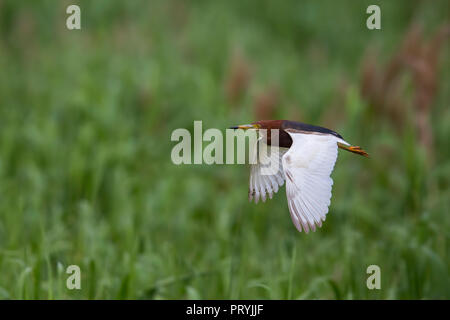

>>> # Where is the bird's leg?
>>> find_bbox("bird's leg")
[337,143,369,157]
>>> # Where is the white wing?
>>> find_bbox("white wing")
[249,137,288,203]
[282,131,344,233]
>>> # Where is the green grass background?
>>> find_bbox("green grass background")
[0,0,448,299]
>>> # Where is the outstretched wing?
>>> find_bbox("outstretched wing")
[249,137,288,203]
[282,131,341,233]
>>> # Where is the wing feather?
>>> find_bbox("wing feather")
[248,138,287,203]
[282,132,340,232]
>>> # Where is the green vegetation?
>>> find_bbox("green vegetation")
[0,0,448,299]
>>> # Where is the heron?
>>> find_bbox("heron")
[230,120,368,233]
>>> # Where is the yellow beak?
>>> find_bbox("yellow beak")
[229,124,259,130]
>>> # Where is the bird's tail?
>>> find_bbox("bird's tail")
[338,143,369,157]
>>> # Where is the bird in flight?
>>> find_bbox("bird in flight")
[230,120,368,233]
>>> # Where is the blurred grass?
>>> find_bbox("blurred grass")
[0,0,448,299]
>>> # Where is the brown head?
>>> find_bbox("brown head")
[230,120,293,148]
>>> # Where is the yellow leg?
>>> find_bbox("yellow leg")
[338,143,369,157]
